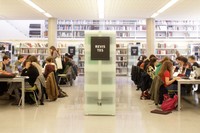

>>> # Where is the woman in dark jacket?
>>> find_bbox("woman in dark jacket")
[21,59,39,87]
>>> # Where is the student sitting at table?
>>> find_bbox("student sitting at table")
[176,56,190,76]
[0,59,39,105]
[28,55,43,75]
[14,55,24,73]
[44,56,57,78]
[155,56,170,76]
[44,56,68,97]
[0,55,13,96]
[0,55,12,73]
[158,60,181,91]
[188,55,199,70]
[188,55,200,93]
[147,57,158,79]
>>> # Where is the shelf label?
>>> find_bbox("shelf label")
[91,37,110,60]
[68,46,76,55]
[131,47,138,56]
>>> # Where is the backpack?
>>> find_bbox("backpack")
[161,94,178,111]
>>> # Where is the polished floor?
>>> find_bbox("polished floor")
[1,76,200,133]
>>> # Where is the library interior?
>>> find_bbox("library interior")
[1,0,200,133]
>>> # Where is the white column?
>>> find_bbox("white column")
[48,18,57,51]
[146,18,155,57]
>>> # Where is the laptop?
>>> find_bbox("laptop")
[181,69,191,79]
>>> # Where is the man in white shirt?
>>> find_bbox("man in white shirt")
[0,55,13,99]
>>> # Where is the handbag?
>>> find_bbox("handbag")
[161,94,178,111]
[55,57,63,70]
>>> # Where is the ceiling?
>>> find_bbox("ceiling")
[0,0,199,20]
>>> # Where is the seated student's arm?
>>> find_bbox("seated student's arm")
[193,62,199,68]
[165,77,181,86]
[0,70,12,75]
[21,68,28,76]
[164,70,180,86]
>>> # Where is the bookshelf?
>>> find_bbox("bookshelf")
[116,44,128,76]
[45,20,146,39]
[0,42,12,62]
[155,20,200,39]
[78,41,146,76]
[78,44,85,75]
[189,42,200,63]
[14,41,48,65]
[127,42,146,76]
[57,41,79,68]
[78,43,130,76]
[155,41,191,60]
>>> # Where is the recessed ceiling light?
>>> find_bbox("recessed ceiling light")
[151,0,179,18]
[97,0,104,19]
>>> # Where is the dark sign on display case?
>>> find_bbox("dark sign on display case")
[131,47,139,56]
[91,36,110,60]
[68,46,76,55]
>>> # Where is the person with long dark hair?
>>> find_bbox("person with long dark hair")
[155,56,170,76]
[137,55,147,67]
[147,57,158,79]
[50,46,60,61]
[158,61,180,90]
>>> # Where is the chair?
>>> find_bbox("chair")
[35,75,46,105]
[58,66,73,86]
[18,85,39,106]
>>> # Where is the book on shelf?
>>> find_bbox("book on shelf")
[156,32,166,37]
[116,62,128,67]
[160,50,166,55]
[156,26,167,31]
[19,43,48,48]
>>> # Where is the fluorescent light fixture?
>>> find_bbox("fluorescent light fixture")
[24,0,45,13]
[23,0,52,18]
[151,13,159,18]
[44,13,52,18]
[97,0,104,19]
[151,0,179,18]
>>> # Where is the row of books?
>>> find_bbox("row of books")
[116,62,128,67]
[78,62,84,67]
[116,50,127,55]
[19,43,48,48]
[156,50,175,55]
[116,56,127,61]
[104,20,145,25]
[0,42,12,51]
[156,20,199,25]
[157,43,176,49]
[16,49,48,54]
[117,32,135,37]
[156,25,197,31]
[116,68,128,74]
[57,20,101,25]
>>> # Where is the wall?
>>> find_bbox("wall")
[0,20,45,40]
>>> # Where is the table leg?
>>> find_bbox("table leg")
[178,82,181,111]
[21,80,25,108]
